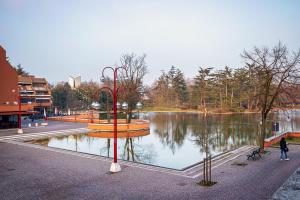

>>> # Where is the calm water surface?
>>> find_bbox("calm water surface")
[35,111,300,169]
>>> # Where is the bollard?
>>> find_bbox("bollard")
[35,123,38,127]
[28,123,31,127]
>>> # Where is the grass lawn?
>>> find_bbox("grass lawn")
[273,137,300,146]
[140,107,258,114]
[142,107,189,112]
[285,137,300,144]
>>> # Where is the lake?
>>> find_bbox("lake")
[34,110,300,169]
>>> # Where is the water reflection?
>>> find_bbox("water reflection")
[149,113,263,155]
[120,138,156,164]
[151,113,188,153]
[190,114,217,159]
[36,111,300,169]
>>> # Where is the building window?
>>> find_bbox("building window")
[33,83,45,87]
[21,98,35,103]
[8,115,17,122]
[36,99,50,103]
[36,91,48,95]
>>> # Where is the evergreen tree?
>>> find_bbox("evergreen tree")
[192,67,213,111]
[51,83,71,110]
[152,71,169,106]
[14,64,29,75]
[173,68,188,105]
[152,66,188,107]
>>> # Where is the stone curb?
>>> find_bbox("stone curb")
[272,167,300,200]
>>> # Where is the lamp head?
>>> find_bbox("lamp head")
[116,102,121,109]
[100,76,105,82]
[91,102,101,110]
[136,102,143,109]
[122,102,128,110]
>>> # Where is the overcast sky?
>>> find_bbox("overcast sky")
[1,0,300,86]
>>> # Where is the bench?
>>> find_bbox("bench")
[247,148,262,160]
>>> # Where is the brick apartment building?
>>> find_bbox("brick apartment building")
[18,75,52,113]
[0,45,52,128]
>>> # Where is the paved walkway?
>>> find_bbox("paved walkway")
[0,127,257,179]
[0,121,86,137]
[1,134,300,199]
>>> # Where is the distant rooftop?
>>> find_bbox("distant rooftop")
[18,76,32,84]
[18,75,47,84]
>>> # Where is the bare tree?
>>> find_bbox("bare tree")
[119,53,148,122]
[242,42,300,149]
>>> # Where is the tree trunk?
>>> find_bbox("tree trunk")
[126,109,135,124]
[247,98,250,110]
[225,84,228,102]
[107,138,110,157]
[220,89,223,109]
[260,112,267,149]
[251,87,257,110]
[130,138,134,161]
[130,111,133,123]
[230,88,233,109]
[107,97,110,123]
[203,98,207,113]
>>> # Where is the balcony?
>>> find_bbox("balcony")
[20,94,36,97]
[35,94,51,97]
[33,87,48,91]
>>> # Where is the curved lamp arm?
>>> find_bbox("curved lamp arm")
[101,66,115,78]
[116,86,128,99]
[99,86,114,97]
[116,66,129,80]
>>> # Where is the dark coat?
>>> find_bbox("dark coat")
[280,139,287,150]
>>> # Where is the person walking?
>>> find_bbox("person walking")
[280,137,289,161]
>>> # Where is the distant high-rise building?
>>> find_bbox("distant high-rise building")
[68,76,81,89]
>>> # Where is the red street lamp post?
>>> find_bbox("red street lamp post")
[17,89,22,134]
[90,110,94,123]
[13,88,23,134]
[99,66,128,173]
